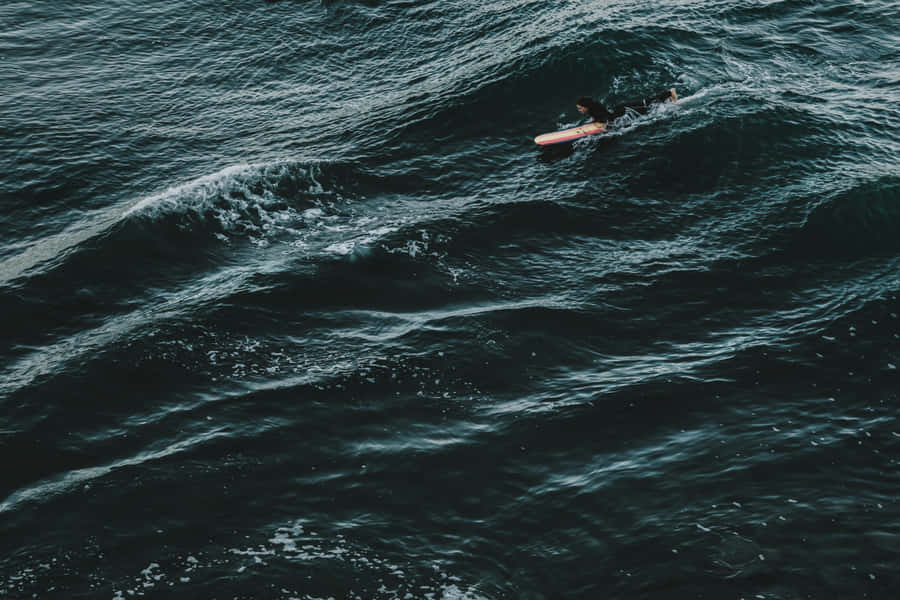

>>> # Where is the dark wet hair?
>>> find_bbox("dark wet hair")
[576,96,596,107]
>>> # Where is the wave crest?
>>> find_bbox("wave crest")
[797,177,900,256]
[124,161,356,244]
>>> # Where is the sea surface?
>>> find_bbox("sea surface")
[2,1,900,598]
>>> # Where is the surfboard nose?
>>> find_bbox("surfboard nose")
[534,122,605,146]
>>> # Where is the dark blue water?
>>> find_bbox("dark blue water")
[3,1,900,598]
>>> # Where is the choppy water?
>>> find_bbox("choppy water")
[2,1,900,598]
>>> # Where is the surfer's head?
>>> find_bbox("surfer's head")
[576,96,596,114]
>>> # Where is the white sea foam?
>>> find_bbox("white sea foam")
[123,163,264,217]
[0,521,488,600]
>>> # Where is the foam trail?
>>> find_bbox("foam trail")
[0,428,232,515]
[0,210,121,287]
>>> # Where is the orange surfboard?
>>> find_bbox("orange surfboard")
[534,122,605,146]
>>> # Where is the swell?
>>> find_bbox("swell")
[5,315,896,596]
[368,25,694,152]
[791,176,900,257]
[335,0,891,155]
[268,1,703,159]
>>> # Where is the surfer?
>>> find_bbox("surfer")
[576,88,677,124]
[534,87,677,147]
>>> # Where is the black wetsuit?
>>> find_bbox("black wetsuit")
[587,89,673,123]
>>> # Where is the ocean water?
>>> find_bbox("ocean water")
[2,0,899,598]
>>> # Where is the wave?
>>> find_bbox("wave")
[0,160,390,385]
[793,176,900,257]
[347,13,693,151]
